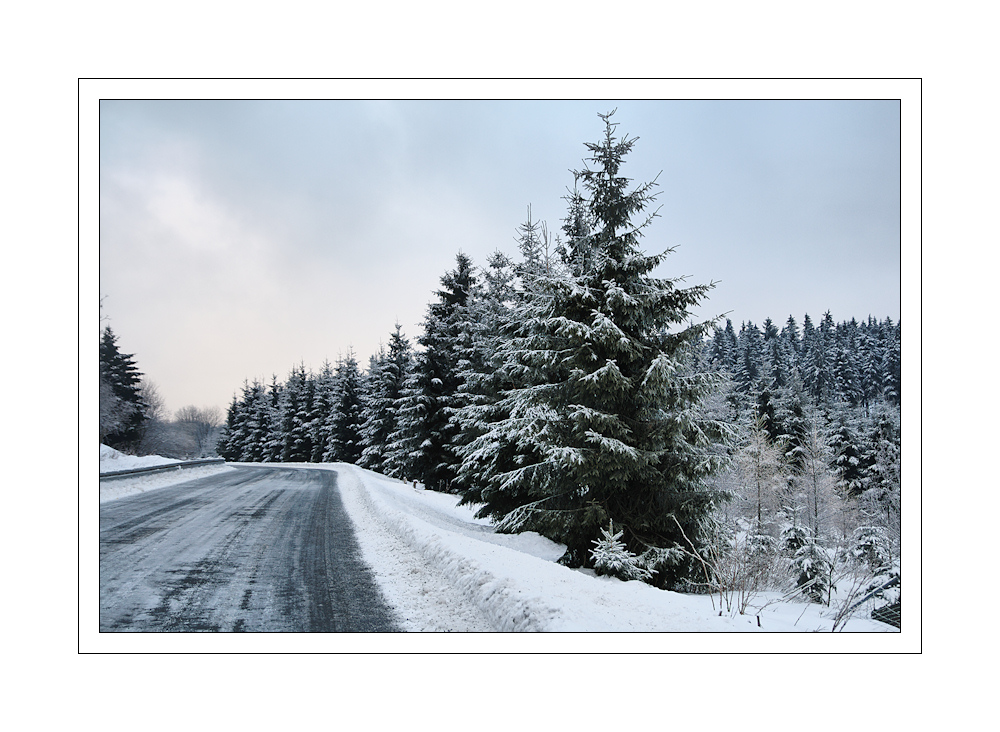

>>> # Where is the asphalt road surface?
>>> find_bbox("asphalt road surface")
[100,466,400,632]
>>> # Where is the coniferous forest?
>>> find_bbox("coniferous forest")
[107,112,902,623]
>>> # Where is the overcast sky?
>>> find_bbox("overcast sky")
[99,99,900,416]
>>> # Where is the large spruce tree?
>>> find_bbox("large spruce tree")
[458,112,727,586]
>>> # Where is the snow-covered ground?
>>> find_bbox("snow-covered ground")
[99,444,234,503]
[99,448,901,637]
[328,463,900,635]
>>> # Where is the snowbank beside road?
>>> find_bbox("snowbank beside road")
[337,464,744,631]
[335,465,562,631]
[100,444,180,473]
[333,464,899,634]
[99,444,233,503]
[99,463,235,503]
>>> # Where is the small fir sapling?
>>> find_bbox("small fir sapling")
[793,538,834,604]
[590,521,655,581]
[852,524,892,571]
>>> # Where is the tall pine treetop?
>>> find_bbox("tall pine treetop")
[576,110,661,249]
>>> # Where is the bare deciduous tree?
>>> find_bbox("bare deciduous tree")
[795,421,843,542]
[737,408,787,531]
[175,405,223,457]
[136,380,171,455]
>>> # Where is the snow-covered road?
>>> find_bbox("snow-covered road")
[100,467,400,632]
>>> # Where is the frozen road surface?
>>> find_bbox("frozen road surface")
[100,466,399,632]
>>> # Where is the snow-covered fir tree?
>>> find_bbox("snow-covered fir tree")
[793,537,834,604]
[358,346,389,470]
[858,404,901,560]
[99,326,149,451]
[449,250,519,496]
[309,361,337,463]
[262,374,285,462]
[359,324,413,475]
[589,520,654,581]
[235,380,269,462]
[828,407,865,497]
[279,365,314,462]
[709,319,738,372]
[214,393,241,461]
[458,111,728,587]
[324,351,364,463]
[387,253,477,491]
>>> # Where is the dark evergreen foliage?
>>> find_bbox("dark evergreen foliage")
[279,365,313,462]
[390,253,478,492]
[359,325,414,475]
[214,395,240,461]
[711,313,900,413]
[325,351,364,463]
[99,326,149,451]
[310,362,337,463]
